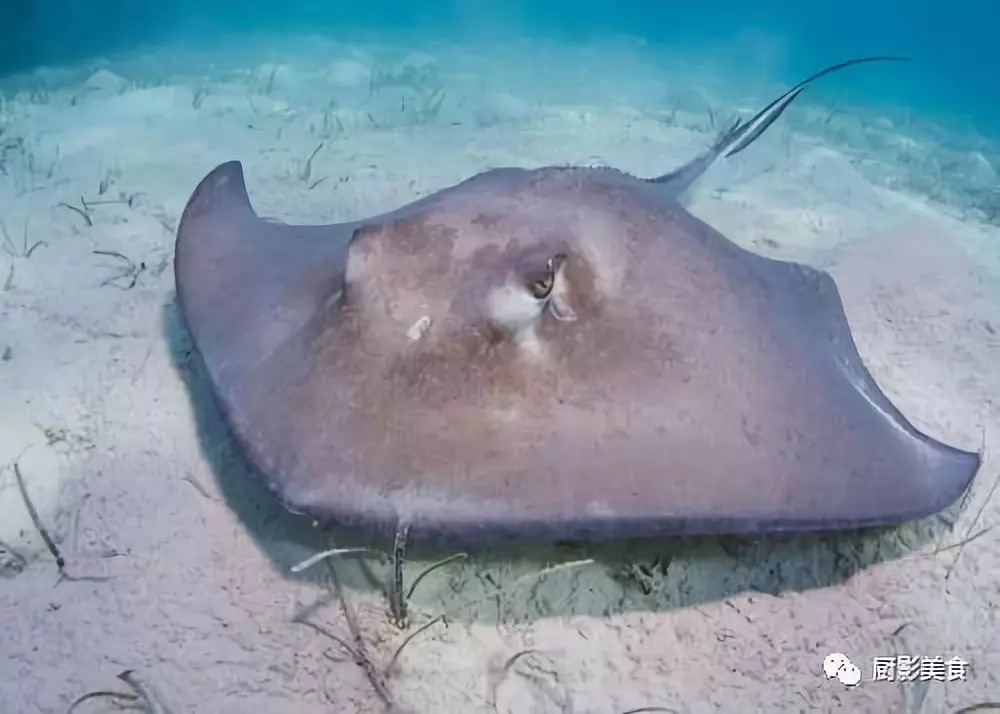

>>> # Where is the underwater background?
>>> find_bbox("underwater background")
[5,0,1000,133]
[2,1,999,713]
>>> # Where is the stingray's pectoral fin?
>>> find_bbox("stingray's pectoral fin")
[174,161,353,391]
[177,160,256,224]
[647,56,911,195]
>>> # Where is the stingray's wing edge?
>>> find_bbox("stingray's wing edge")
[773,257,984,525]
[174,160,354,391]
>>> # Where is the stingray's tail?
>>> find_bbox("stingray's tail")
[647,56,911,195]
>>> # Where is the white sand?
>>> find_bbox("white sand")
[1,35,998,713]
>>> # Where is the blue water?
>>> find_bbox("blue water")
[5,0,999,134]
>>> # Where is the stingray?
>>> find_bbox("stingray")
[174,56,981,544]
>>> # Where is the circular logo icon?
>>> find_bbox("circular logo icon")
[823,652,861,687]
[823,652,851,679]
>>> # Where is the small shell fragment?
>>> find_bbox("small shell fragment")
[406,315,432,341]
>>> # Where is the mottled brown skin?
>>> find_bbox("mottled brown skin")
[174,161,980,544]
[174,59,979,543]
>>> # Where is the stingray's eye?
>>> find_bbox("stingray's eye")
[529,272,554,300]
[526,255,564,301]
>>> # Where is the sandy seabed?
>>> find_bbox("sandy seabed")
[0,33,998,714]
